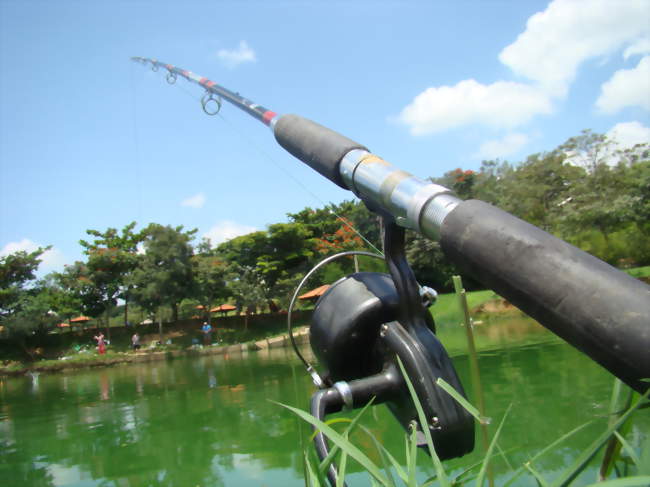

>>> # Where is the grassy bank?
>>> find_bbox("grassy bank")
[624,265,650,279]
[1,289,499,376]
[429,289,496,326]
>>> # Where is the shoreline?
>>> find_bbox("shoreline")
[1,295,526,377]
[0,327,311,377]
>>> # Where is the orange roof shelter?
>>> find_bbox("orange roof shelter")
[210,304,236,313]
[57,322,71,328]
[70,316,91,323]
[298,285,330,300]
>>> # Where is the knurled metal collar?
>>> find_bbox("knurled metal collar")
[405,184,454,233]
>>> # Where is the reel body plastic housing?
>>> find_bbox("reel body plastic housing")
[310,271,475,460]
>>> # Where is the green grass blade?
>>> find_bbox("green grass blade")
[276,401,389,485]
[600,379,631,480]
[305,449,327,487]
[524,462,551,487]
[613,431,640,467]
[336,436,349,487]
[452,447,517,485]
[407,421,419,487]
[356,424,400,487]
[550,390,649,487]
[502,420,594,487]
[404,434,412,476]
[639,434,650,475]
[316,397,375,474]
[496,443,515,471]
[304,450,316,487]
[583,476,650,487]
[475,404,511,487]
[436,377,490,425]
[397,356,451,487]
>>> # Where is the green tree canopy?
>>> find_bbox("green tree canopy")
[0,247,57,356]
[192,250,229,325]
[130,224,196,323]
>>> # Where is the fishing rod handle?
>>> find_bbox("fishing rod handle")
[439,200,650,393]
[272,114,368,188]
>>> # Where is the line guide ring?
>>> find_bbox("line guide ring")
[201,91,222,116]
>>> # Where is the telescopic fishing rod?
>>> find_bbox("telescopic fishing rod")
[132,56,649,481]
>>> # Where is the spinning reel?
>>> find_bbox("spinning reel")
[289,217,475,486]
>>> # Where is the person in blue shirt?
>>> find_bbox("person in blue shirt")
[201,322,212,345]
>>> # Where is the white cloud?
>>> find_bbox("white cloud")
[399,79,552,135]
[203,220,257,246]
[0,238,66,274]
[473,133,530,160]
[623,37,650,60]
[217,41,256,69]
[606,121,650,148]
[181,192,206,209]
[399,0,650,135]
[499,0,650,96]
[596,56,650,114]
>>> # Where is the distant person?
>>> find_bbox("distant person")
[201,321,212,345]
[94,332,106,355]
[131,332,141,351]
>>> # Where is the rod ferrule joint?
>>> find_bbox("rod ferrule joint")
[340,149,460,238]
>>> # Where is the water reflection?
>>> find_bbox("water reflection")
[0,318,647,487]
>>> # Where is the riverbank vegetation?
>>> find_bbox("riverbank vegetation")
[1,130,648,360]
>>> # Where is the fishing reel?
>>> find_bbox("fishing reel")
[289,218,474,486]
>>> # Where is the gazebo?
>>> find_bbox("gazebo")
[298,284,330,301]
[210,304,236,316]
[70,316,90,323]
[68,316,90,330]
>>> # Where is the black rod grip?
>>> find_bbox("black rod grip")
[273,114,367,189]
[440,200,650,393]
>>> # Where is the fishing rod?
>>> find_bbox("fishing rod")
[132,56,649,481]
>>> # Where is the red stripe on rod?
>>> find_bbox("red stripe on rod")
[262,110,277,125]
[205,81,216,88]
[199,77,208,85]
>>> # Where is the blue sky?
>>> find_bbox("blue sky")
[1,0,649,275]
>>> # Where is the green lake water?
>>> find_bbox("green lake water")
[1,316,647,486]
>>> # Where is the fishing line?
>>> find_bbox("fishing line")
[129,63,144,226]
[215,111,383,255]
[135,64,383,255]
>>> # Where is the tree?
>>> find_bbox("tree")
[129,224,196,342]
[287,206,341,238]
[554,136,649,263]
[0,247,57,358]
[559,129,611,172]
[405,232,461,293]
[59,261,107,319]
[0,247,48,316]
[257,222,314,305]
[192,244,229,326]
[627,157,650,237]
[79,222,145,329]
[40,272,83,326]
[226,265,267,330]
